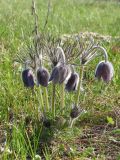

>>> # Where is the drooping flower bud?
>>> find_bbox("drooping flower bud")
[22,69,34,88]
[65,72,79,92]
[70,105,84,119]
[70,105,80,119]
[49,63,71,84]
[49,66,59,84]
[43,119,51,128]
[69,105,85,128]
[37,67,50,87]
[95,61,114,83]
[58,65,69,84]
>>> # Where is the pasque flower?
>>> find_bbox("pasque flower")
[65,72,79,92]
[22,69,34,88]
[37,67,50,87]
[49,65,59,83]
[70,105,80,119]
[69,105,84,128]
[49,46,71,84]
[95,61,114,83]
[49,63,71,84]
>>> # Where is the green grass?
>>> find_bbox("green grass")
[0,0,120,159]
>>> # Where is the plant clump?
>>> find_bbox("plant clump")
[17,0,114,129]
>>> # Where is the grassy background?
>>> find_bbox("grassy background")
[0,0,120,159]
[0,0,120,38]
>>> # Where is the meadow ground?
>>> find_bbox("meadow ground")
[0,0,120,159]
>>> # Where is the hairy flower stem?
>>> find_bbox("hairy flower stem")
[43,87,49,111]
[75,65,84,106]
[69,116,82,128]
[60,83,65,114]
[34,89,40,118]
[39,86,44,112]
[93,46,108,62]
[85,46,109,65]
[52,83,56,118]
[70,118,74,128]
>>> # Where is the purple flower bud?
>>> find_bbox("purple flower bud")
[58,65,69,84]
[95,61,114,82]
[37,68,50,87]
[43,119,51,128]
[22,69,34,88]
[65,72,79,91]
[49,66,59,84]
[70,106,80,119]
[49,63,71,84]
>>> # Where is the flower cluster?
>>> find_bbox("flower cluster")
[21,38,114,109]
[21,46,80,92]
[18,1,114,128]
